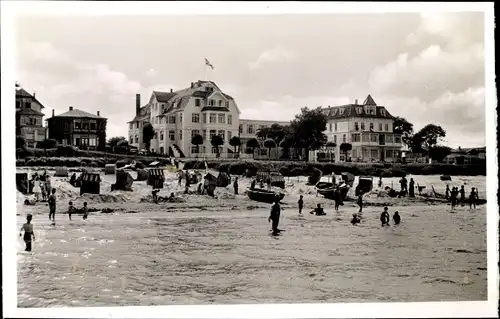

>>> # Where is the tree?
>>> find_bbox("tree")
[38,138,57,150]
[210,135,224,158]
[263,138,277,159]
[412,124,446,153]
[339,143,352,161]
[290,107,328,161]
[393,116,414,147]
[246,138,260,156]
[325,141,337,148]
[108,136,126,148]
[142,122,155,151]
[191,134,204,156]
[16,136,26,149]
[279,130,294,159]
[256,124,286,144]
[428,145,452,162]
[229,136,241,158]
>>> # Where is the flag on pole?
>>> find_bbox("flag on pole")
[205,58,214,69]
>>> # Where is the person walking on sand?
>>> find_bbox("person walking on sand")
[459,185,466,205]
[380,207,390,226]
[298,195,304,215]
[393,211,401,225]
[48,188,57,222]
[20,214,35,252]
[67,201,76,220]
[408,178,415,197]
[32,177,41,202]
[469,187,479,210]
[356,192,364,213]
[445,185,451,200]
[378,176,383,188]
[268,198,281,235]
[82,202,89,220]
[233,177,239,195]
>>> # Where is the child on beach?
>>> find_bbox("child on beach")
[298,195,304,215]
[40,181,47,202]
[356,193,363,213]
[380,207,390,226]
[67,201,76,220]
[393,211,401,225]
[48,188,57,222]
[351,213,361,225]
[445,185,451,200]
[469,187,479,210]
[32,177,41,201]
[19,214,35,252]
[82,202,89,220]
[310,204,326,216]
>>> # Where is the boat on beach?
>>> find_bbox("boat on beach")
[247,188,285,203]
[316,181,349,200]
[355,176,373,196]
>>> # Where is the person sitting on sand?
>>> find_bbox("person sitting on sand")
[393,211,401,225]
[268,199,281,235]
[298,195,304,215]
[168,192,175,201]
[445,185,451,200]
[310,204,326,216]
[459,185,466,205]
[380,207,390,226]
[351,213,361,225]
[82,202,89,220]
[68,201,76,220]
[19,214,35,252]
[356,192,364,213]
[469,187,479,210]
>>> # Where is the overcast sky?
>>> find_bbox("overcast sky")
[16,11,485,148]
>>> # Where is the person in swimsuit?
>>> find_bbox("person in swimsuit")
[310,204,326,216]
[82,202,89,220]
[393,211,401,225]
[268,199,281,235]
[469,187,479,209]
[445,185,451,200]
[298,195,304,215]
[67,201,76,220]
[334,187,341,212]
[380,207,390,226]
[459,185,466,205]
[20,214,35,251]
[48,188,57,222]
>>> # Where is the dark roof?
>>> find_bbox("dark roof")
[17,108,44,116]
[192,91,210,98]
[16,88,46,109]
[363,94,377,106]
[50,109,105,119]
[153,91,177,103]
[201,106,230,112]
[322,104,394,119]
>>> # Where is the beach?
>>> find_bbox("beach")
[16,168,487,306]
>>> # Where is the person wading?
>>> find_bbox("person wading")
[298,195,304,215]
[380,207,390,226]
[233,177,239,195]
[48,188,57,223]
[268,198,281,235]
[20,214,35,252]
[469,187,479,210]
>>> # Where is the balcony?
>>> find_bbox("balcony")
[351,133,402,147]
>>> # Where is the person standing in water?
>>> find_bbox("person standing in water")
[233,177,239,195]
[20,214,35,252]
[67,201,76,220]
[393,211,401,225]
[408,178,415,197]
[82,202,89,220]
[469,187,479,210]
[334,186,341,212]
[380,207,390,226]
[356,192,364,213]
[298,195,304,215]
[445,185,451,200]
[459,185,466,205]
[268,198,281,235]
[48,188,57,223]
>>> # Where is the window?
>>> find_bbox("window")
[29,118,34,125]
[354,122,359,131]
[202,113,207,123]
[385,123,389,132]
[356,107,363,114]
[192,113,200,123]
[203,129,207,141]
[351,133,361,142]
[169,130,175,141]
[136,122,139,129]
[209,130,216,139]
[329,123,332,131]
[369,123,374,131]
[75,122,81,129]
[90,123,96,130]
[212,147,218,154]
[179,114,183,123]
[218,130,225,141]
[370,134,378,142]
[179,130,183,140]
[394,135,402,144]
[135,135,139,143]
[129,123,133,130]
[192,129,200,139]
[362,134,369,142]
[191,146,199,154]
[380,109,386,117]
[130,136,133,144]
[195,99,201,107]
[334,123,338,132]
[333,135,337,144]
[218,100,222,107]
[203,146,206,153]
[218,113,225,124]
[225,101,229,108]
[386,134,394,143]
[386,150,393,158]
[228,131,232,140]
[209,113,216,124]
[342,134,346,143]
[360,122,365,131]
[352,149,357,158]
[248,125,254,134]
[160,132,164,141]
[153,132,158,140]
[239,125,243,134]
[339,108,345,115]
[170,116,176,124]
[378,123,383,131]
[371,149,378,159]
[209,100,215,106]
[227,114,232,125]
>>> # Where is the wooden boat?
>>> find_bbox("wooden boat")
[256,170,285,189]
[440,175,452,181]
[355,176,373,196]
[316,182,349,201]
[247,188,285,203]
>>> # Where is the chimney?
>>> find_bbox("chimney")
[136,94,141,115]
[97,111,100,116]
[190,82,194,88]
[69,106,73,111]
[170,88,173,93]
[355,99,358,105]
[33,92,36,98]
[52,109,55,117]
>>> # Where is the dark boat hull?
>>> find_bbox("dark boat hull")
[247,189,285,203]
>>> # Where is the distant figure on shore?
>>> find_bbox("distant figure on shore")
[48,188,57,223]
[298,195,304,215]
[450,187,458,209]
[380,207,390,226]
[250,179,256,190]
[32,177,41,201]
[40,181,47,202]
[152,189,159,203]
[67,201,75,220]
[445,185,451,200]
[19,214,35,252]
[408,178,415,197]
[266,178,272,191]
[334,187,341,212]
[268,199,281,235]
[82,202,88,220]
[70,173,77,185]
[378,177,383,188]
[459,185,466,205]
[233,177,239,195]
[399,176,408,196]
[393,211,401,225]
[351,213,361,225]
[185,171,191,187]
[356,192,364,213]
[469,187,479,210]
[178,171,182,186]
[310,203,326,216]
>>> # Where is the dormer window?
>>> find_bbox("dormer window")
[356,107,362,114]
[369,107,376,115]
[339,108,345,115]
[380,108,386,117]
[332,109,338,116]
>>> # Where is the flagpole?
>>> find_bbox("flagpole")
[204,62,207,81]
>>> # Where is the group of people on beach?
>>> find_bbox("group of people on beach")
[445,184,479,210]
[29,171,52,202]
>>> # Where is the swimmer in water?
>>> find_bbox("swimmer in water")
[393,211,401,225]
[20,214,35,251]
[67,201,75,220]
[380,207,390,226]
[82,202,88,220]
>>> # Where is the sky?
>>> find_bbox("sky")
[15,11,486,148]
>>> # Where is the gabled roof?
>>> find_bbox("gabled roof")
[363,94,377,106]
[50,108,105,119]
[153,91,176,103]
[16,88,46,109]
[17,108,44,116]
